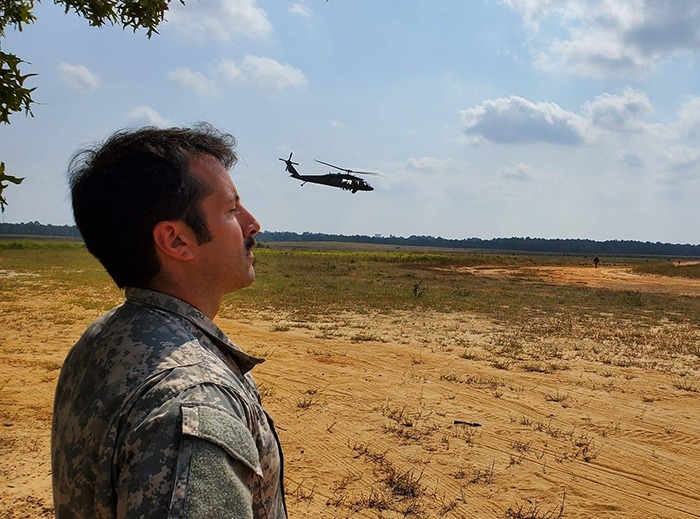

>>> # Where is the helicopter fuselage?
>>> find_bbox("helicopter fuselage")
[293,172,373,193]
[280,155,374,194]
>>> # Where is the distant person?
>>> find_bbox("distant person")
[593,256,600,268]
[51,124,287,518]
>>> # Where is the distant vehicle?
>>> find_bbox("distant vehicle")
[279,153,381,194]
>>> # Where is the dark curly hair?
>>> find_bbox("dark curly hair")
[68,123,238,288]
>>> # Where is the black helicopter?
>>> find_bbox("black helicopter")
[279,153,380,194]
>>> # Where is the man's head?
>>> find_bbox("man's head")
[69,123,241,289]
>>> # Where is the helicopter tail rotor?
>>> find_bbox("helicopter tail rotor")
[279,152,299,173]
[279,153,299,177]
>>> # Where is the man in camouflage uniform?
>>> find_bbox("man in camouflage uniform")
[51,124,287,518]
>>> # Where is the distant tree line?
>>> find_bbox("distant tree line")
[0,221,81,238]
[1,222,698,256]
[258,230,700,257]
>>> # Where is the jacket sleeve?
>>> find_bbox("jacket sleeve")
[168,403,263,519]
[114,385,262,519]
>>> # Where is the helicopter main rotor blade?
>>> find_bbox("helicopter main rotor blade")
[350,170,382,176]
[315,159,346,171]
[315,159,382,176]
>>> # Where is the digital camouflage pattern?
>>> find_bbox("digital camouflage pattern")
[51,288,287,518]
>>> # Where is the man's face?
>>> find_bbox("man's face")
[190,154,261,296]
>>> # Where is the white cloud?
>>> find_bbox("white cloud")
[215,59,243,83]
[582,88,654,132]
[675,96,700,139]
[169,56,307,97]
[459,88,700,182]
[500,162,534,181]
[382,157,470,199]
[459,95,588,145]
[406,157,454,172]
[663,145,700,170]
[502,0,700,77]
[330,120,344,129]
[619,150,644,169]
[168,67,220,97]
[168,0,272,41]
[239,55,308,94]
[125,106,172,127]
[289,3,312,18]
[537,31,653,79]
[58,63,100,91]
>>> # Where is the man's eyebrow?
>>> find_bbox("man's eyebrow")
[228,194,240,204]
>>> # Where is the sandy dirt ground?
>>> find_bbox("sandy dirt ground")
[1,265,699,518]
[454,264,700,298]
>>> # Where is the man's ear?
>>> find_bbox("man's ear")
[152,221,195,261]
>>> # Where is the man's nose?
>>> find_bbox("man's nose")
[249,217,261,236]
[241,206,261,236]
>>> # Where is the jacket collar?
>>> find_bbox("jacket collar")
[124,287,265,374]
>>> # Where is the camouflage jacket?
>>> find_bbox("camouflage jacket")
[51,287,287,519]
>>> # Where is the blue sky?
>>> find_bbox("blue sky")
[1,0,699,244]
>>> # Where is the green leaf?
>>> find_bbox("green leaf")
[1,51,35,123]
[0,162,25,213]
[0,0,37,38]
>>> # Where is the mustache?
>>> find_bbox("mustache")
[245,237,257,250]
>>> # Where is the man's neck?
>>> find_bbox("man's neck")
[145,277,221,319]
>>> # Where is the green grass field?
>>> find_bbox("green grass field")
[632,260,700,279]
[2,238,698,327]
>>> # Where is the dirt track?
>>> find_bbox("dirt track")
[455,264,700,297]
[1,265,699,518]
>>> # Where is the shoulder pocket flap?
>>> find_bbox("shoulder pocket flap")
[181,404,263,477]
